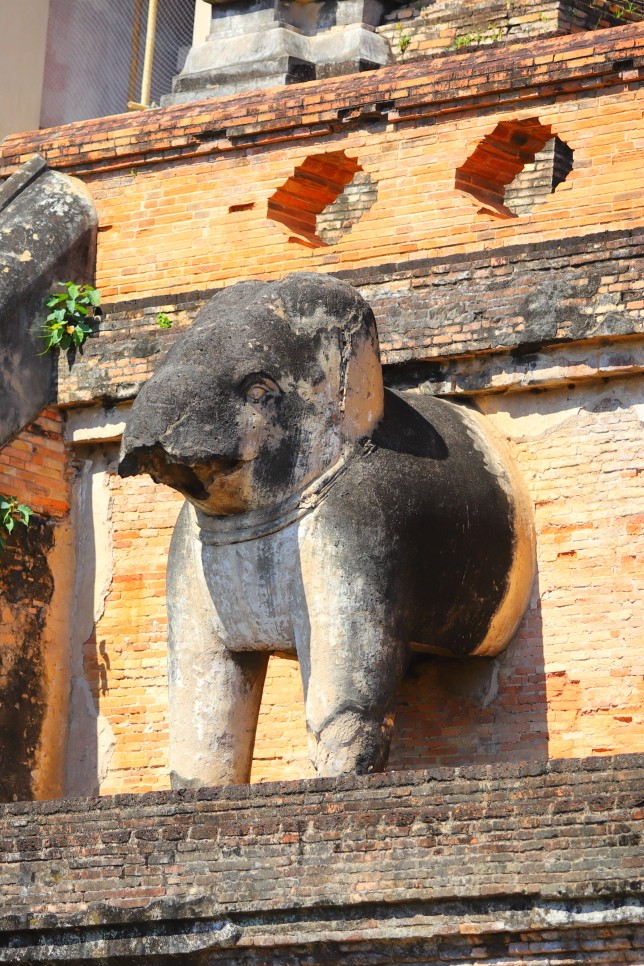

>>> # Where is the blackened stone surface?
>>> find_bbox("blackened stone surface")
[0,155,97,448]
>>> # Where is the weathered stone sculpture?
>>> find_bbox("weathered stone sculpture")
[0,154,97,449]
[119,274,535,786]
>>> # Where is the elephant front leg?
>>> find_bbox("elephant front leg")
[297,605,409,777]
[166,503,269,788]
[167,627,268,789]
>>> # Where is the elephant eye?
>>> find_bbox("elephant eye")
[240,374,282,403]
[246,384,269,402]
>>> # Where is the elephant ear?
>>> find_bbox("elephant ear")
[339,324,384,442]
[271,273,385,441]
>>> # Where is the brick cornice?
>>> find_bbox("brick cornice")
[1,23,642,176]
[0,753,640,947]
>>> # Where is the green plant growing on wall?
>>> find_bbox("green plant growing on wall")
[452,23,503,49]
[396,22,412,54]
[0,496,33,551]
[591,0,640,23]
[610,0,636,15]
[42,282,101,353]
[614,1,636,16]
[156,312,173,329]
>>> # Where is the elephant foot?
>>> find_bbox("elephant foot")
[170,769,205,791]
[308,709,394,776]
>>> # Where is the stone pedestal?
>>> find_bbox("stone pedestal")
[162,0,390,104]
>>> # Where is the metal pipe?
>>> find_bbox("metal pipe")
[140,0,159,108]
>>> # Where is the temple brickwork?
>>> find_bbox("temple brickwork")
[378,0,637,62]
[0,755,641,963]
[0,2,642,959]
[3,18,642,794]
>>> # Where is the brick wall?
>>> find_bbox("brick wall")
[378,0,640,63]
[0,410,70,520]
[0,411,73,801]
[0,755,640,963]
[85,466,181,795]
[59,42,644,305]
[0,23,642,798]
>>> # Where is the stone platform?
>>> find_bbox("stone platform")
[0,754,642,963]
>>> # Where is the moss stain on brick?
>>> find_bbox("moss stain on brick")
[0,517,55,801]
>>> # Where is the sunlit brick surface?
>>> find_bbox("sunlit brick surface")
[0,410,70,520]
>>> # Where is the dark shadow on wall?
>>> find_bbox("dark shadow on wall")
[0,517,55,802]
[389,572,547,769]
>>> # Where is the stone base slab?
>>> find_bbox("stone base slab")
[0,755,641,963]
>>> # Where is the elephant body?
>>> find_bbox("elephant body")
[120,273,534,785]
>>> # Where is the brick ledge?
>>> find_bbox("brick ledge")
[1,24,643,177]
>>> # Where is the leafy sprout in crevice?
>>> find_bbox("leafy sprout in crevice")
[42,282,102,353]
[395,22,412,53]
[156,312,173,329]
[0,496,33,551]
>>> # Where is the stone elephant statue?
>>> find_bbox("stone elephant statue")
[119,273,535,786]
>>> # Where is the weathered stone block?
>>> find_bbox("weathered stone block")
[0,155,96,448]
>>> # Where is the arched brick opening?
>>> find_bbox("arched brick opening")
[456,118,574,218]
[267,151,376,247]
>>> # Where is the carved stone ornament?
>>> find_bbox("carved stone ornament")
[119,274,535,786]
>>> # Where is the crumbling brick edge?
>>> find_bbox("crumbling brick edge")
[0,754,641,962]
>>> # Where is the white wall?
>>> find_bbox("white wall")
[193,0,211,43]
[0,0,50,140]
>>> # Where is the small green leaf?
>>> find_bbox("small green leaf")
[0,495,34,551]
[42,282,102,354]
